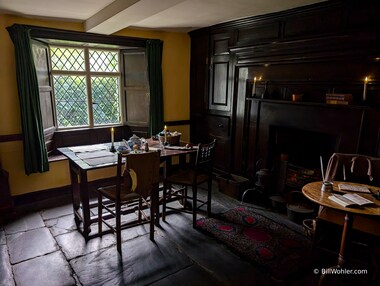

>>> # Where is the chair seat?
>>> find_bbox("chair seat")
[166,169,209,186]
[98,185,141,202]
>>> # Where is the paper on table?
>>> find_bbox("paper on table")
[69,144,108,153]
[164,146,189,150]
[82,156,116,166]
[164,146,197,150]
[76,150,116,166]
[77,150,114,160]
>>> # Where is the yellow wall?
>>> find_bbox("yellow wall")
[0,14,190,196]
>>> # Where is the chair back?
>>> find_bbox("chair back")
[325,152,380,186]
[117,151,161,198]
[194,139,216,174]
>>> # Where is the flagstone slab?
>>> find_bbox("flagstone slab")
[0,229,5,245]
[150,264,223,286]
[56,230,116,260]
[7,228,58,264]
[71,233,192,286]
[41,204,73,221]
[45,214,77,237]
[13,251,75,286]
[4,213,44,235]
[56,222,150,260]
[0,245,15,286]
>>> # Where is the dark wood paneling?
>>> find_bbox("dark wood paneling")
[236,22,279,46]
[208,31,234,113]
[190,113,231,172]
[283,8,342,39]
[189,30,209,114]
[210,135,230,171]
[210,61,229,108]
[207,115,230,137]
[189,0,380,173]
[233,67,249,174]
[190,113,209,145]
[211,32,234,55]
[214,38,230,55]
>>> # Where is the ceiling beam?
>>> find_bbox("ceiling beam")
[85,0,186,35]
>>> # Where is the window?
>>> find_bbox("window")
[50,46,122,128]
[28,25,154,153]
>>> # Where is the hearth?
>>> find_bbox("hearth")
[268,126,334,194]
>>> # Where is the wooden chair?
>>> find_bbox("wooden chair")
[162,139,216,228]
[96,151,160,255]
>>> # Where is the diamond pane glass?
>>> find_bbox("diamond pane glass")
[53,75,89,127]
[89,50,119,72]
[91,76,120,125]
[50,47,85,71]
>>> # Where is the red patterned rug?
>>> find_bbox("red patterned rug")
[196,206,311,281]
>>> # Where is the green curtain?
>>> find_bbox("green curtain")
[146,39,164,136]
[7,24,49,175]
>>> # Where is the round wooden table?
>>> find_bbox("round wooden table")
[302,181,380,267]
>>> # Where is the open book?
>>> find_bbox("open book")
[338,183,371,194]
[328,194,375,208]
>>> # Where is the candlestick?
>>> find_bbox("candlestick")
[110,127,116,152]
[363,77,368,101]
[253,77,257,96]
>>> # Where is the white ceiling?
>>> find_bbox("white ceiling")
[0,0,326,34]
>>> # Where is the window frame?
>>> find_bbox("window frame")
[49,45,124,130]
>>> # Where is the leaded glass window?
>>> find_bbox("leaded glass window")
[50,46,121,128]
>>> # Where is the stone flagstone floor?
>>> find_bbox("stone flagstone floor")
[0,182,319,286]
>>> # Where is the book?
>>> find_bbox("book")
[328,194,375,208]
[326,100,350,105]
[338,183,371,194]
[326,93,353,101]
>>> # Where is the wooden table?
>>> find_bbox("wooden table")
[58,139,197,240]
[302,181,380,268]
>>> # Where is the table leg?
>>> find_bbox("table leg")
[69,162,81,228]
[318,213,354,286]
[153,185,160,226]
[338,212,353,267]
[79,169,91,240]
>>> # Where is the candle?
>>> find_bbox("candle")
[253,77,257,96]
[363,77,368,101]
[111,127,114,144]
[164,125,167,142]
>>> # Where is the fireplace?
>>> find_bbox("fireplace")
[243,98,375,195]
[268,126,338,170]
[268,126,338,194]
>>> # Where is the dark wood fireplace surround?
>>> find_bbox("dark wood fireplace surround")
[189,0,380,181]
